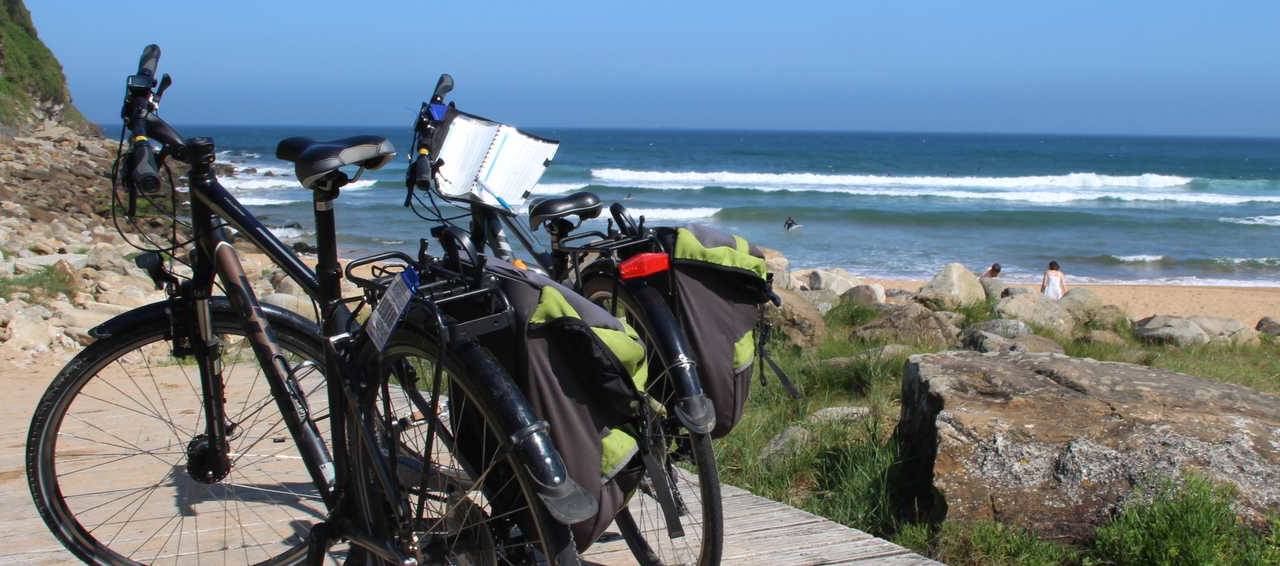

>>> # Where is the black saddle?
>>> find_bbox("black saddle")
[527,191,603,230]
[276,135,396,191]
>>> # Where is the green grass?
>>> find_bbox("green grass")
[0,0,88,129]
[931,521,1078,566]
[0,264,76,302]
[954,298,998,326]
[1092,474,1279,566]
[721,294,1280,564]
[1065,333,1280,395]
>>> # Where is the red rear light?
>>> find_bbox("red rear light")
[619,252,670,280]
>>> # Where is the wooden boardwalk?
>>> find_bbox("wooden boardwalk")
[0,349,935,565]
[584,483,938,565]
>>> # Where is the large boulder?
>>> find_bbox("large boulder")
[796,289,840,315]
[979,277,1007,302]
[1058,288,1104,323]
[851,302,960,346]
[1134,315,1257,346]
[895,351,1280,542]
[760,247,790,288]
[792,268,862,295]
[995,293,1076,336]
[840,283,886,306]
[1258,316,1280,336]
[916,263,985,310]
[767,287,827,348]
[969,318,1032,339]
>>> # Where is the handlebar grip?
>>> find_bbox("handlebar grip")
[128,140,161,194]
[409,156,433,188]
[138,44,161,78]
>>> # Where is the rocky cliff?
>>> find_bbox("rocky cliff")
[0,0,94,135]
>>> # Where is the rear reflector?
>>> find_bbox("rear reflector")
[619,252,670,280]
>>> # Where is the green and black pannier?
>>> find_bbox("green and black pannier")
[479,259,648,549]
[657,223,791,439]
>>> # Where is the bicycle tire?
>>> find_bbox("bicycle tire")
[26,299,334,565]
[580,276,724,566]
[369,327,580,565]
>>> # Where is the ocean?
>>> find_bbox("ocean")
[177,125,1280,286]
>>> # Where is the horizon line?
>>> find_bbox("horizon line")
[88,120,1280,142]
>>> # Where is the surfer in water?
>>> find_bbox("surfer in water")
[784,216,798,231]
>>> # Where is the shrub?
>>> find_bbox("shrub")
[824,301,879,329]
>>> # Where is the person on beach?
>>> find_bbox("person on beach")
[980,263,1002,278]
[784,216,797,231]
[1041,261,1067,300]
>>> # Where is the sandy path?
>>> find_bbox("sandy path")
[867,279,1280,324]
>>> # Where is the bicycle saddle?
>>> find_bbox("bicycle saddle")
[276,135,396,191]
[527,191,603,230]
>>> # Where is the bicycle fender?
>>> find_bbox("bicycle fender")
[89,298,319,341]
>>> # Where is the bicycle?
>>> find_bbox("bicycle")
[26,45,593,565]
[400,76,725,566]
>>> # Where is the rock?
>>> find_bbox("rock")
[895,351,1280,542]
[1133,315,1209,346]
[760,425,811,462]
[1257,316,1280,336]
[962,328,1011,353]
[934,311,964,328]
[868,343,913,359]
[766,287,827,348]
[793,268,861,294]
[1090,304,1129,330]
[1058,288,1104,322]
[979,277,1008,301]
[1082,329,1127,346]
[840,284,885,307]
[13,253,87,273]
[1009,334,1064,354]
[51,259,78,291]
[970,319,1032,339]
[85,243,135,275]
[807,405,870,425]
[796,289,839,315]
[916,263,985,310]
[851,302,960,346]
[1133,315,1255,346]
[760,247,790,287]
[1187,316,1258,345]
[261,293,318,322]
[292,242,318,255]
[1001,287,1031,298]
[995,293,1076,336]
[885,288,915,300]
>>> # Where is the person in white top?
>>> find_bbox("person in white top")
[1040,261,1067,300]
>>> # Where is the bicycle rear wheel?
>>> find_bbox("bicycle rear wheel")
[26,300,333,565]
[372,329,579,565]
[581,277,724,566]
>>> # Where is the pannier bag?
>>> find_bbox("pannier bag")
[481,259,648,550]
[659,223,796,438]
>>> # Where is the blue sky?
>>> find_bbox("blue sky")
[30,1,1280,136]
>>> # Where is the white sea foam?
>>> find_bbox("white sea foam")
[1111,254,1168,263]
[268,227,307,239]
[591,168,1192,189]
[222,178,297,190]
[1220,215,1280,226]
[239,197,299,206]
[582,168,1278,205]
[628,207,721,220]
[530,182,589,195]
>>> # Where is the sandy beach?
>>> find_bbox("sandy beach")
[867,279,1280,325]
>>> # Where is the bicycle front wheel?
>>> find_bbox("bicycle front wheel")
[26,300,331,565]
[581,276,724,566]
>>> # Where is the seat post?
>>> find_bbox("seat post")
[312,186,342,334]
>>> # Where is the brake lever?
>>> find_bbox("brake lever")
[152,74,172,109]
